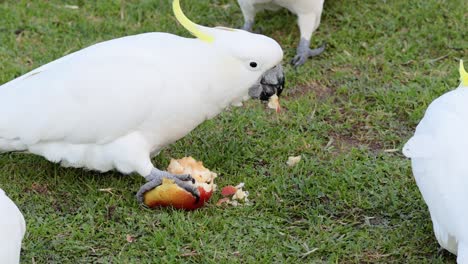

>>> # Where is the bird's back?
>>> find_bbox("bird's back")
[0,32,198,146]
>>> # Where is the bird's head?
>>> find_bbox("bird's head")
[173,0,285,103]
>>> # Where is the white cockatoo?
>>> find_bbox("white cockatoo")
[403,60,468,263]
[237,0,325,67]
[0,189,26,264]
[0,0,285,202]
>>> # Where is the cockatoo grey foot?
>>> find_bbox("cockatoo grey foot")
[144,168,194,183]
[136,168,199,204]
[241,22,263,34]
[291,39,326,68]
[242,21,254,32]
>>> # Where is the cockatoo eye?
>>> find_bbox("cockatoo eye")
[248,61,261,71]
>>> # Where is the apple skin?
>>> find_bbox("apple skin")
[143,178,213,210]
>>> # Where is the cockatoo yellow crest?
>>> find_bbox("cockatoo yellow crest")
[460,60,468,87]
[173,0,214,43]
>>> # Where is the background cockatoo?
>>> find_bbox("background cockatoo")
[0,0,285,202]
[0,189,26,264]
[237,0,325,67]
[403,60,468,263]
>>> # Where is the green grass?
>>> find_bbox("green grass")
[0,0,466,262]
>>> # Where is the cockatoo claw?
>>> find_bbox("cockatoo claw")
[241,22,263,34]
[136,169,200,204]
[241,21,254,32]
[170,173,195,183]
[144,168,193,182]
[291,53,309,68]
[291,41,326,68]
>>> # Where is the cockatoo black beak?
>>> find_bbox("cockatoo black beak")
[249,65,285,101]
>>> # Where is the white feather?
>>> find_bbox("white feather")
[0,189,25,264]
[404,84,468,263]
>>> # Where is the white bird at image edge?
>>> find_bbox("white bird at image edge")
[0,189,26,264]
[403,60,468,264]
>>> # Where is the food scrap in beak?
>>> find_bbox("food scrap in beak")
[267,94,281,113]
